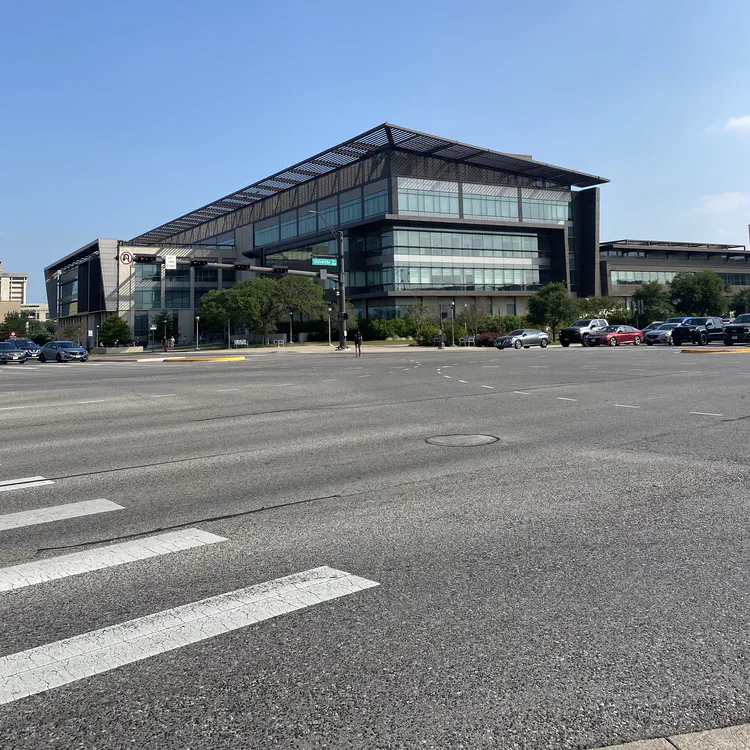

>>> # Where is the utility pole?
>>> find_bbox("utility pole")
[451,301,455,347]
[195,316,200,351]
[438,303,445,349]
[310,210,347,350]
[328,306,332,346]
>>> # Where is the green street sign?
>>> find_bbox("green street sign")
[312,256,337,267]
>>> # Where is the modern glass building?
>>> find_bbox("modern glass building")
[127,124,609,320]
[45,124,609,342]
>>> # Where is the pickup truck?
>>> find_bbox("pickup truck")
[722,313,750,345]
[671,316,724,346]
[559,319,608,347]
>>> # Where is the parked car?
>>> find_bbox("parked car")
[664,317,689,325]
[39,341,89,363]
[0,341,28,364]
[559,319,608,347]
[587,325,645,347]
[723,313,750,345]
[645,322,680,346]
[671,317,724,346]
[641,321,664,334]
[5,337,41,359]
[494,329,550,350]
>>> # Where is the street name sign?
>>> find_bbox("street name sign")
[312,256,337,267]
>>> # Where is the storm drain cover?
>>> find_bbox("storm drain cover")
[426,434,499,447]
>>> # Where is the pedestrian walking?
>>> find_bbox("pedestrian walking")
[170,336,175,350]
[162,339,168,352]
[354,329,363,357]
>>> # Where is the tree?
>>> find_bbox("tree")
[404,302,434,342]
[99,316,133,346]
[277,275,327,319]
[152,310,178,341]
[670,271,727,316]
[577,296,625,318]
[730,289,750,315]
[459,303,492,338]
[527,282,578,341]
[62,324,84,344]
[632,281,674,325]
[197,289,238,336]
[0,311,32,340]
[232,277,284,345]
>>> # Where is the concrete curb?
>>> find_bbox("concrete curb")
[598,721,750,749]
[162,356,246,363]
[681,347,750,354]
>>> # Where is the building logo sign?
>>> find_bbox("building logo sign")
[119,251,134,265]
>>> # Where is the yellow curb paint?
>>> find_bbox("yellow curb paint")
[681,348,750,354]
[164,356,246,363]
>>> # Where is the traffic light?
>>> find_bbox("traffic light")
[271,267,288,275]
[235,263,252,270]
[134,254,163,264]
[190,260,208,267]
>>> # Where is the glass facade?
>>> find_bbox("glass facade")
[397,177,459,217]
[364,188,388,216]
[134,288,161,309]
[255,218,280,247]
[280,211,297,241]
[340,196,362,224]
[611,270,750,287]
[521,198,571,222]
[135,264,161,282]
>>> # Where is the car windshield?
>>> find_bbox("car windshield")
[734,314,750,323]
[508,329,525,336]
[684,318,707,325]
[56,342,78,349]
[0,342,17,350]
[656,323,679,330]
[598,326,618,332]
[571,320,592,326]
[11,339,35,347]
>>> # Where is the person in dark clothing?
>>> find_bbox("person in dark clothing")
[353,330,363,357]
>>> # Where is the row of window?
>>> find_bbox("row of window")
[253,184,389,248]
[397,188,460,217]
[611,270,750,287]
[354,266,540,289]
[463,194,519,220]
[521,199,571,222]
[393,229,539,253]
[394,248,545,261]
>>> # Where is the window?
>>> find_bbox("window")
[364,189,388,216]
[298,207,317,235]
[134,313,149,338]
[135,264,161,282]
[166,267,190,285]
[280,211,297,241]
[165,289,190,308]
[521,199,571,222]
[463,194,519,220]
[194,267,218,284]
[254,219,280,247]
[317,203,338,230]
[222,268,236,287]
[397,178,459,217]
[340,197,362,224]
[134,288,161,308]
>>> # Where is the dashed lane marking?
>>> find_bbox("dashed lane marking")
[0,499,123,532]
[0,477,55,493]
[481,385,494,389]
[458,379,468,383]
[148,394,177,398]
[216,389,240,392]
[557,397,578,402]
[528,365,549,368]
[514,391,530,395]
[614,404,640,409]
[0,566,379,706]
[322,379,338,382]
[77,400,107,404]
[358,375,371,378]
[0,528,226,592]
[689,411,724,417]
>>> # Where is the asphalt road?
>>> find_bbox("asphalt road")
[0,345,749,749]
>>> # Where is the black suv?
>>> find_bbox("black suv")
[671,316,724,346]
[723,313,750,345]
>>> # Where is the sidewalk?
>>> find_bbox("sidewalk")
[599,721,750,749]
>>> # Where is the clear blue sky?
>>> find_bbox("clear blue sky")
[2,0,749,301]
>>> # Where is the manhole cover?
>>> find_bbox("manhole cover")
[426,434,499,447]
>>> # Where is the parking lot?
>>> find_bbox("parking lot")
[1,345,749,749]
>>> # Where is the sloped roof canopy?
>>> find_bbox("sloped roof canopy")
[131,123,609,245]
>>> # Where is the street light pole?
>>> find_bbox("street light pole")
[310,210,347,350]
[195,316,200,351]
[451,301,455,347]
[328,306,332,347]
[438,303,445,349]
[289,312,293,346]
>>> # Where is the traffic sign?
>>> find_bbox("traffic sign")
[312,256,337,267]
[165,256,177,270]
[119,251,133,265]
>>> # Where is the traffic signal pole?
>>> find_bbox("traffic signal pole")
[337,229,347,350]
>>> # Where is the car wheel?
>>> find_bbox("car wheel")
[724,339,734,346]
[699,333,708,346]
[540,339,548,348]
[561,341,569,347]
[514,340,522,349]
[581,336,589,347]
[633,336,641,346]
[39,354,45,363]
[56,353,62,363]
[609,337,617,347]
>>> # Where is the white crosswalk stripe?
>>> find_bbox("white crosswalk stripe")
[0,566,379,706]
[0,477,55,493]
[0,499,124,531]
[0,528,226,591]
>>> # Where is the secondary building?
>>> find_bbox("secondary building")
[600,239,750,306]
[0,259,29,319]
[45,124,609,341]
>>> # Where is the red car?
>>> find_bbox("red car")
[587,325,645,347]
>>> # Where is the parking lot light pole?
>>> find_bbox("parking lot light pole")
[451,301,455,347]
[289,312,293,346]
[195,316,200,351]
[96,325,100,348]
[328,306,332,347]
[438,303,445,349]
[310,210,347,350]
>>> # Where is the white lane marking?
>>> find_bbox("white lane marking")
[689,411,724,417]
[481,385,494,389]
[0,406,32,411]
[529,366,549,368]
[0,566,379,706]
[216,389,240,392]
[148,394,177,398]
[458,379,468,383]
[77,400,107,404]
[275,383,292,387]
[614,404,640,409]
[0,478,55,493]
[0,500,123,532]
[481,365,500,368]
[514,391,530,395]
[557,397,578,402]
[358,374,371,378]
[0,528,226,592]
[678,370,702,374]
[444,375,451,379]
[322,379,338,382]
